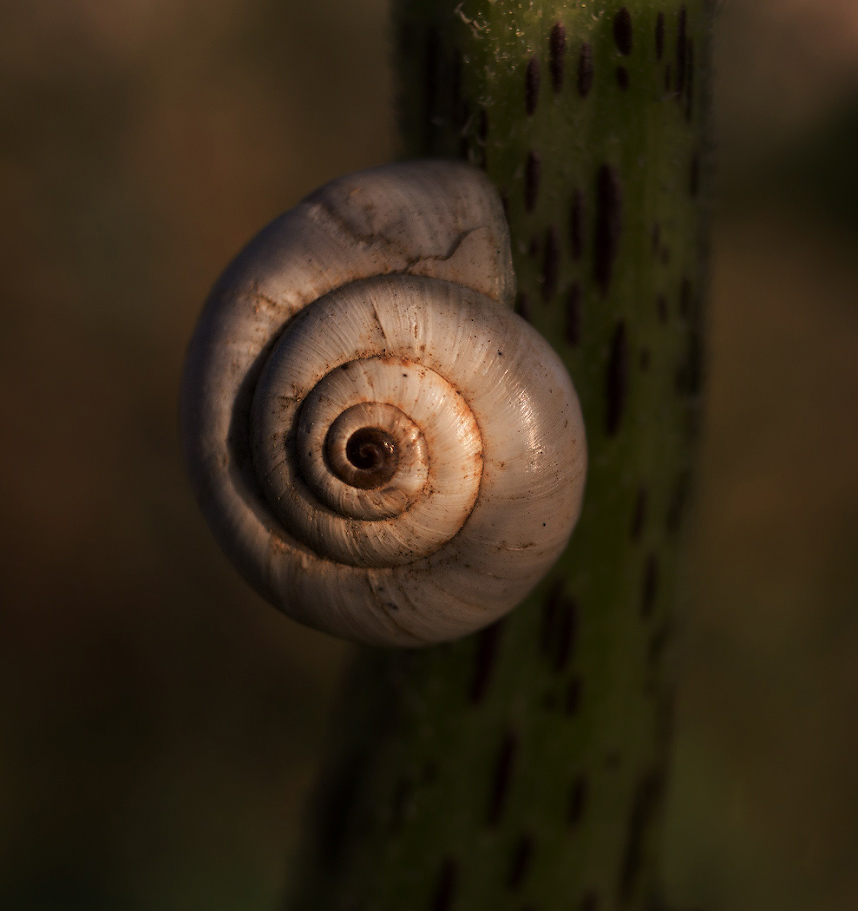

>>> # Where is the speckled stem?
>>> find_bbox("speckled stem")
[285,2,713,909]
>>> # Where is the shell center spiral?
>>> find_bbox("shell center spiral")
[333,426,400,489]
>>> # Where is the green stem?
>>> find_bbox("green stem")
[286,2,713,909]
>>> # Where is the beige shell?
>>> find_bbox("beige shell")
[181,160,587,647]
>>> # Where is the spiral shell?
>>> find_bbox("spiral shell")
[181,160,586,647]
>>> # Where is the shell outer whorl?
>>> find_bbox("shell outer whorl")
[181,160,587,647]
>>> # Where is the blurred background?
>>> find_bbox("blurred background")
[0,1,856,909]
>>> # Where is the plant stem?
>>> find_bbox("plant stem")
[286,2,713,909]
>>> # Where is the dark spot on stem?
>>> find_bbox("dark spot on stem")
[525,151,541,212]
[542,225,560,301]
[528,234,540,259]
[685,38,695,120]
[616,66,629,90]
[565,676,582,716]
[577,43,594,97]
[605,322,628,436]
[614,8,633,55]
[690,150,701,197]
[666,471,690,534]
[554,597,577,672]
[655,11,665,59]
[570,189,585,260]
[641,555,659,618]
[682,327,704,397]
[525,56,541,117]
[470,621,504,704]
[390,777,414,833]
[565,283,582,346]
[541,579,563,656]
[630,487,647,542]
[507,834,534,891]
[656,685,677,748]
[639,347,650,371]
[550,23,566,92]
[541,580,577,670]
[423,761,438,785]
[317,759,362,866]
[648,620,673,666]
[679,278,692,316]
[657,294,668,323]
[594,165,623,295]
[432,857,459,911]
[487,731,517,826]
[580,892,600,911]
[619,771,665,902]
[604,751,623,771]
[676,6,687,97]
[567,776,587,827]
[651,222,661,255]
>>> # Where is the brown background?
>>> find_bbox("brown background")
[0,2,856,909]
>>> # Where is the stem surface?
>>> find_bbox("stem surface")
[286,2,713,909]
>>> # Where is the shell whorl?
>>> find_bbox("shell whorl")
[181,160,587,647]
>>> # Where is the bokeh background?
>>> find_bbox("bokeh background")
[1,1,856,909]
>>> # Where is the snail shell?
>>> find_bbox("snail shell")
[181,160,586,647]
